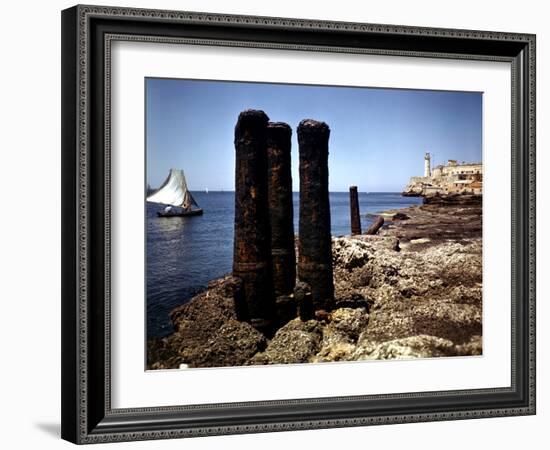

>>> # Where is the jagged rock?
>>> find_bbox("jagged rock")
[410,302,482,343]
[332,237,372,270]
[178,319,266,367]
[170,275,239,331]
[353,335,457,360]
[151,317,266,369]
[311,307,369,363]
[423,194,482,206]
[147,337,185,370]
[392,212,410,221]
[331,208,482,353]
[449,285,483,305]
[209,275,244,298]
[329,308,369,341]
[380,203,482,242]
[454,335,483,356]
[248,318,322,365]
[350,234,400,251]
[333,282,372,310]
[148,276,266,368]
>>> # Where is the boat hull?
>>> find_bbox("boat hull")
[157,209,203,217]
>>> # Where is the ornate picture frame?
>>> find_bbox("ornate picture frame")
[61,5,535,444]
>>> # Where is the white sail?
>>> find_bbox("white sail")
[147,169,198,208]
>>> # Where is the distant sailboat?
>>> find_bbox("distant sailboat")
[147,169,203,217]
[205,187,209,194]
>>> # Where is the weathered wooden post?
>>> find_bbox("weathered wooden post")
[267,122,296,297]
[233,109,274,331]
[297,119,334,311]
[349,186,361,235]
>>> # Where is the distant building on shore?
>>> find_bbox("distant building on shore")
[403,155,483,196]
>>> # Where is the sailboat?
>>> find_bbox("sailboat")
[147,169,203,217]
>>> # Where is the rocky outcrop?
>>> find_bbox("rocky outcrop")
[148,276,266,369]
[312,308,369,362]
[402,180,425,197]
[379,202,482,244]
[248,318,323,364]
[353,335,457,360]
[423,193,482,206]
[392,212,410,221]
[148,202,482,369]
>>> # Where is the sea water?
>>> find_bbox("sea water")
[147,192,422,338]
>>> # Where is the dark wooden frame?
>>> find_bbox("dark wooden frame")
[61,4,536,444]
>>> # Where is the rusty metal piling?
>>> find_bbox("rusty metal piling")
[297,119,334,311]
[233,109,274,331]
[267,122,296,297]
[349,186,361,235]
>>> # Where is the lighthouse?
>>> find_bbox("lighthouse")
[424,152,431,177]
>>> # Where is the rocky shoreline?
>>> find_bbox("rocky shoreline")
[147,200,482,369]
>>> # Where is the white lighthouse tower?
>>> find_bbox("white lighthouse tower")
[424,152,431,177]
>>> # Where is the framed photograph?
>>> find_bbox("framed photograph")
[61,4,536,444]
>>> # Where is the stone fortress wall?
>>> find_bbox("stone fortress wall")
[403,153,483,197]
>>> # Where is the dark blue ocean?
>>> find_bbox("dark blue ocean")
[147,192,422,338]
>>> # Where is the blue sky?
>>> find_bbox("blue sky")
[146,78,482,192]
